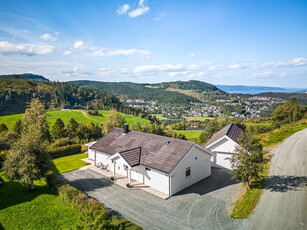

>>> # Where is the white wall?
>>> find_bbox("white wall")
[207,137,238,169]
[131,165,170,195]
[95,151,113,171]
[170,145,212,196]
[88,148,95,160]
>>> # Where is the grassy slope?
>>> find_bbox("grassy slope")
[173,130,203,142]
[0,173,82,230]
[231,118,307,219]
[0,110,149,130]
[0,153,91,229]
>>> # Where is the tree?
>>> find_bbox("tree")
[3,98,51,190]
[198,119,220,144]
[102,109,125,134]
[66,118,79,138]
[228,134,267,189]
[272,97,305,126]
[0,123,8,133]
[13,119,23,135]
[51,118,66,139]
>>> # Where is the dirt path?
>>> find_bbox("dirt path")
[77,110,103,124]
[249,128,307,230]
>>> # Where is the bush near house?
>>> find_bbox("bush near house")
[49,144,82,159]
[46,173,142,230]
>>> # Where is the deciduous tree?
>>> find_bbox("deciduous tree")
[102,109,125,134]
[3,98,51,190]
[228,134,267,189]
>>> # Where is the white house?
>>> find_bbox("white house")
[205,123,246,169]
[87,125,214,196]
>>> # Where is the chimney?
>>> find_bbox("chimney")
[123,124,129,134]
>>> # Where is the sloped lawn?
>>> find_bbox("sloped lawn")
[0,172,82,230]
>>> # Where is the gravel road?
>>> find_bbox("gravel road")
[249,128,307,230]
[60,168,249,230]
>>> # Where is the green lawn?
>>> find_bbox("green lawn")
[0,172,82,230]
[184,116,225,121]
[0,152,91,229]
[0,109,149,130]
[51,152,88,174]
[173,130,203,142]
[86,110,149,126]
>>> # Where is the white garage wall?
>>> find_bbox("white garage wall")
[207,137,238,169]
[170,145,212,196]
[95,151,113,171]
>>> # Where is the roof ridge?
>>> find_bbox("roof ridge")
[128,129,195,144]
[226,123,233,136]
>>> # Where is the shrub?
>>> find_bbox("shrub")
[46,173,65,192]
[51,137,76,148]
[49,144,82,159]
[58,184,80,204]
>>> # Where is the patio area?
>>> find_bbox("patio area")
[81,158,169,199]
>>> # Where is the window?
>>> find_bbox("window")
[145,167,151,171]
[186,167,191,177]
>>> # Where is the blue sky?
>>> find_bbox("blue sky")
[0,0,306,87]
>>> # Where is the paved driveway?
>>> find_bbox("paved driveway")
[59,168,249,230]
[249,128,307,230]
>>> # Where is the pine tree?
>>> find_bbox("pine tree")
[51,118,66,139]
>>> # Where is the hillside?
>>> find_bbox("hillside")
[0,73,50,82]
[68,80,201,104]
[0,78,121,115]
[68,80,227,104]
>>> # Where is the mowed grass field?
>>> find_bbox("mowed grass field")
[173,130,203,142]
[0,110,149,129]
[0,152,92,230]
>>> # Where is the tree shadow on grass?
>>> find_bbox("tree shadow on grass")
[0,176,53,210]
[264,175,306,192]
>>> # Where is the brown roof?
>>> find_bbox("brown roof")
[119,147,141,167]
[205,123,246,147]
[91,128,195,174]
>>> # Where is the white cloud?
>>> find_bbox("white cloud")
[63,50,72,56]
[229,57,307,69]
[39,33,58,41]
[71,40,150,58]
[0,41,55,56]
[128,0,150,18]
[189,53,196,58]
[134,64,185,73]
[73,40,85,48]
[117,4,130,15]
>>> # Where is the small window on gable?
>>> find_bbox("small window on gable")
[186,167,191,177]
[145,167,151,171]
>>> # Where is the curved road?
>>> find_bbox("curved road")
[249,128,307,230]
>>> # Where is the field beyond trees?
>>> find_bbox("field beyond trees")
[0,110,149,130]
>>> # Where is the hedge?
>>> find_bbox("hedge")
[49,144,82,159]
[46,173,142,230]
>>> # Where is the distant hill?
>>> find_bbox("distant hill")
[0,73,50,82]
[217,85,306,94]
[151,80,223,93]
[0,78,122,115]
[68,80,203,104]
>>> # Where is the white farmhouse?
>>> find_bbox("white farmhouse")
[87,125,214,196]
[205,123,246,169]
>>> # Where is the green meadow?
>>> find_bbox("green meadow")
[173,130,203,142]
[0,110,149,130]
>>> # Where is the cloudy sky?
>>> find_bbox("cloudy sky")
[0,0,306,87]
